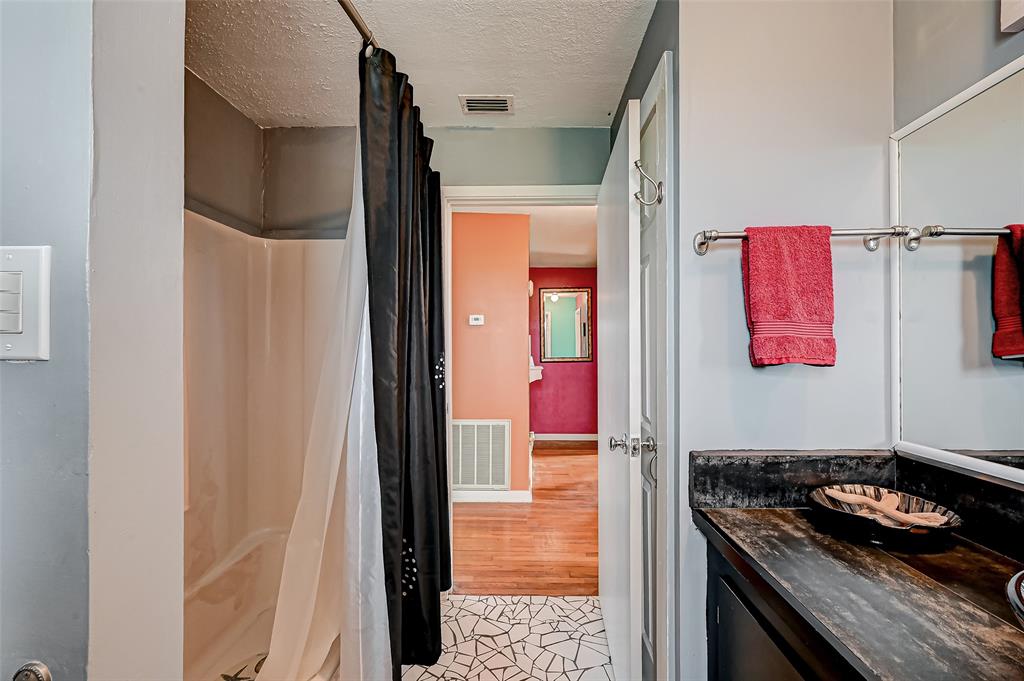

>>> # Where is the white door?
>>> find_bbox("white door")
[598,99,642,681]
[639,53,672,681]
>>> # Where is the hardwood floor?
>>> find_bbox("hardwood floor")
[452,441,598,596]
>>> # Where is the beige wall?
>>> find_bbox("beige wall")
[88,0,186,676]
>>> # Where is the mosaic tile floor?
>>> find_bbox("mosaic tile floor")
[403,595,615,681]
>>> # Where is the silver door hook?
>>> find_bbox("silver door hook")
[633,160,663,206]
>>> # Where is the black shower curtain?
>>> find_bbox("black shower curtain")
[358,45,451,675]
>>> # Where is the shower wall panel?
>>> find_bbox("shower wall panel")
[183,210,344,679]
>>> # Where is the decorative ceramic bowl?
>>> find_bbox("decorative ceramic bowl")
[808,484,962,550]
[1008,570,1024,629]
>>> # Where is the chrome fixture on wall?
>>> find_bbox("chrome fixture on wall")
[692,225,919,256]
[692,224,1019,256]
[634,160,663,206]
[903,225,1013,251]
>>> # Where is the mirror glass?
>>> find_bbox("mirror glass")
[540,288,592,362]
[899,68,1024,470]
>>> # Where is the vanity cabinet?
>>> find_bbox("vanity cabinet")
[711,575,803,681]
[697,506,1024,681]
[702,516,865,681]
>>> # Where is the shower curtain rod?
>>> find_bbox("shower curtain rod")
[338,0,380,49]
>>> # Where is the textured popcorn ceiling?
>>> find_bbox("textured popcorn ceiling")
[185,0,656,128]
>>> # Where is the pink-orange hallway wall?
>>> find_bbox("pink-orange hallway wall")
[451,213,531,491]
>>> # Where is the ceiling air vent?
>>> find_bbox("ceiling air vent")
[459,94,514,115]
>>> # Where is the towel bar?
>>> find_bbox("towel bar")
[903,225,1012,250]
[693,226,919,256]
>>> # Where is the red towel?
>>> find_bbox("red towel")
[742,226,836,367]
[992,224,1024,360]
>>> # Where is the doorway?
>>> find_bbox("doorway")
[424,52,674,679]
[403,188,616,680]
[449,204,601,596]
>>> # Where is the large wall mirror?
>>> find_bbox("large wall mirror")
[539,287,592,362]
[894,60,1024,484]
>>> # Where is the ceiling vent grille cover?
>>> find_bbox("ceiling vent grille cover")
[451,419,510,490]
[459,95,514,115]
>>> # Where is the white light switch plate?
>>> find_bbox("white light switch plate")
[1,246,51,361]
[468,314,485,326]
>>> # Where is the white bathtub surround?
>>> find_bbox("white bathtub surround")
[403,595,615,681]
[183,213,310,680]
[184,144,390,680]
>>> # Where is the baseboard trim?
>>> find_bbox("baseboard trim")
[453,489,532,503]
[533,433,599,441]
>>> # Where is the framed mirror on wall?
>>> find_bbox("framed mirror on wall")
[891,54,1024,489]
[539,287,593,362]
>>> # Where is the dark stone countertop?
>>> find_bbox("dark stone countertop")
[697,507,1024,681]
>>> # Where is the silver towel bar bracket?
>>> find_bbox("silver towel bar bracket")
[692,226,919,256]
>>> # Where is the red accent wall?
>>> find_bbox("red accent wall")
[529,267,598,434]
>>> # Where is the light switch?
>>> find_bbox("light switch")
[0,271,22,292]
[0,312,21,334]
[0,291,21,311]
[0,272,24,334]
[0,246,50,360]
[468,314,485,326]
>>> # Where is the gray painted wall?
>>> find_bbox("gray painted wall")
[0,1,91,678]
[426,127,610,186]
[188,90,608,236]
[263,126,355,239]
[185,73,355,239]
[899,68,1024,449]
[894,0,1024,127]
[185,70,264,236]
[611,0,679,141]
[677,1,893,678]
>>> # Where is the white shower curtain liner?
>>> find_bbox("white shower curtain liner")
[257,140,392,681]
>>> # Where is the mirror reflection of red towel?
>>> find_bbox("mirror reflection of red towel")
[741,226,837,367]
[992,224,1024,360]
